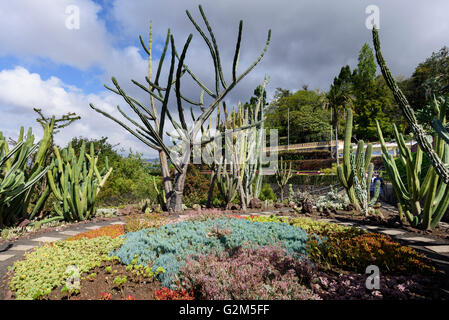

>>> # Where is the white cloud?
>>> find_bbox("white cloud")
[0,66,159,158]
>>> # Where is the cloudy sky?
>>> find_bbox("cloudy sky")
[0,0,448,158]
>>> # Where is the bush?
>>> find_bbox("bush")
[180,244,321,300]
[263,174,339,186]
[315,187,350,211]
[124,213,170,233]
[155,287,194,300]
[308,233,435,275]
[97,150,159,206]
[182,164,215,207]
[278,150,331,160]
[113,218,310,288]
[66,225,125,241]
[259,183,277,201]
[9,237,124,300]
[287,159,333,171]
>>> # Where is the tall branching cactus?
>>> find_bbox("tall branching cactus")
[337,108,379,213]
[376,102,449,230]
[89,5,271,212]
[0,123,52,227]
[372,27,449,184]
[47,142,112,222]
[275,157,292,202]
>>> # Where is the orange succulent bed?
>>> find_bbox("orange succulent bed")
[66,225,125,241]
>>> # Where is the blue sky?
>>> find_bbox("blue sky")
[0,0,448,158]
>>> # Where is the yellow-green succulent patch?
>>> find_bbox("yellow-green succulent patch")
[8,236,124,300]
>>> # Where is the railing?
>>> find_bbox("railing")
[264,140,416,158]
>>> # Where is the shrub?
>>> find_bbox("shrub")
[66,225,125,241]
[124,213,170,233]
[289,217,364,239]
[180,244,321,300]
[9,237,124,300]
[113,218,310,288]
[287,159,333,171]
[309,233,435,275]
[259,183,277,201]
[315,187,350,211]
[278,150,331,160]
[97,150,158,207]
[182,164,215,208]
[155,287,194,300]
[263,174,339,186]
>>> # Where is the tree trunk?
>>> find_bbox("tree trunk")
[159,150,173,200]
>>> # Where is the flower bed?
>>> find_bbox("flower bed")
[66,225,125,241]
[6,213,443,300]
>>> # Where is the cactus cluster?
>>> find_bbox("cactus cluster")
[204,79,268,209]
[46,142,112,222]
[376,100,449,230]
[0,122,53,227]
[337,108,379,214]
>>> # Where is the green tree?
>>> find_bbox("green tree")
[402,47,449,130]
[265,89,331,143]
[351,44,399,141]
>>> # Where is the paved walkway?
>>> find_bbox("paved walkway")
[1,210,449,299]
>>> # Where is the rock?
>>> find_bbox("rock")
[302,199,313,214]
[289,201,296,208]
[249,198,262,209]
[18,219,30,228]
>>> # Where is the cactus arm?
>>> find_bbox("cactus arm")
[372,27,449,184]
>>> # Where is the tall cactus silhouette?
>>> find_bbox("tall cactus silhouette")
[89,5,270,212]
[372,27,449,184]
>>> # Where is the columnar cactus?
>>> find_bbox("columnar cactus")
[0,122,53,227]
[47,142,112,222]
[372,28,449,184]
[275,157,293,202]
[202,79,268,209]
[337,108,379,213]
[376,102,449,230]
[350,144,380,216]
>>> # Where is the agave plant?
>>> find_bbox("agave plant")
[0,122,53,227]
